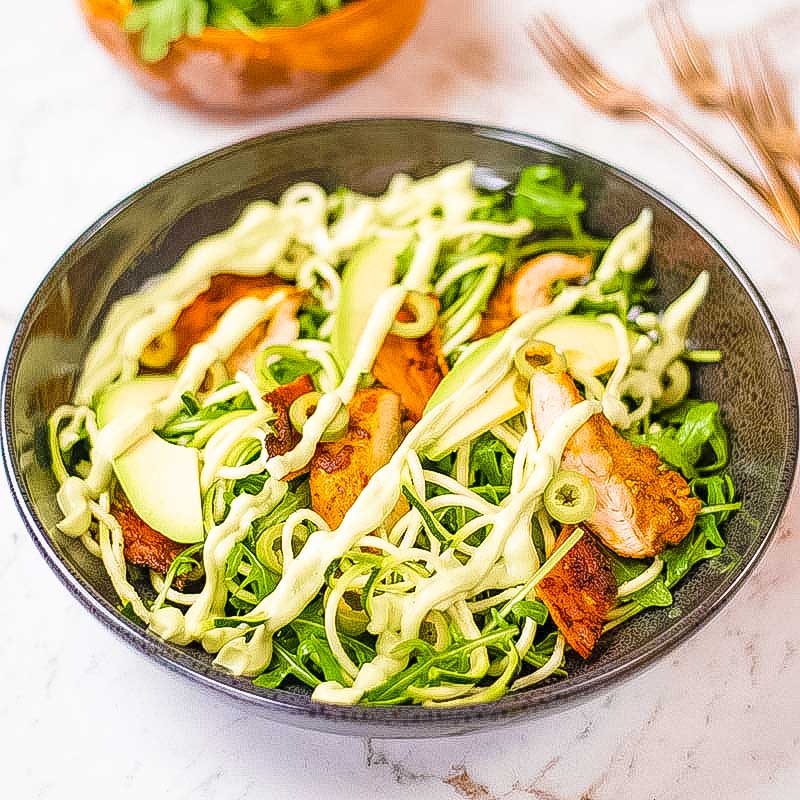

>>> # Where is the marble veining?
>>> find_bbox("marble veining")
[1,0,799,798]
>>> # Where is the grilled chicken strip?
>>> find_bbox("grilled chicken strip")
[373,301,448,422]
[310,388,403,529]
[531,369,701,558]
[477,253,593,337]
[168,273,292,368]
[537,525,617,658]
[112,491,189,582]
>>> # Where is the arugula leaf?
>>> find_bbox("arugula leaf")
[297,305,328,341]
[291,617,376,667]
[511,599,549,625]
[401,485,451,544]
[511,165,586,232]
[225,542,279,611]
[662,515,725,588]
[158,387,254,445]
[254,641,321,689]
[631,400,729,479]
[126,0,346,62]
[263,353,320,387]
[608,554,672,609]
[363,626,517,705]
[296,635,349,684]
[469,433,514,497]
[252,482,311,538]
[661,401,729,474]
[522,631,566,673]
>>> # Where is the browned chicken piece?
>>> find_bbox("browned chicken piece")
[477,253,593,337]
[112,491,188,581]
[262,374,316,460]
[310,389,403,529]
[167,273,292,368]
[225,292,304,378]
[537,525,617,658]
[531,369,701,558]
[373,301,448,422]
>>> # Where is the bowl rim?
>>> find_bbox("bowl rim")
[3,118,798,736]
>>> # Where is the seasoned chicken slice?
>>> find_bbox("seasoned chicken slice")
[373,302,448,422]
[167,272,292,368]
[262,374,317,460]
[478,253,592,337]
[531,369,701,558]
[537,526,617,658]
[310,389,403,529]
[225,292,304,379]
[112,491,188,581]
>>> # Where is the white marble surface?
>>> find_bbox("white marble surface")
[2,1,799,797]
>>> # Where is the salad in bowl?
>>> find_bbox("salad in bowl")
[47,160,738,707]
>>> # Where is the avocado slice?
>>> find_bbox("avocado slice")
[330,233,414,370]
[426,330,506,411]
[425,372,527,459]
[96,376,204,544]
[535,315,621,376]
[423,315,623,458]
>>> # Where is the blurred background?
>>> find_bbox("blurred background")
[2,1,800,342]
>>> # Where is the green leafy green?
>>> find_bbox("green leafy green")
[124,0,208,62]
[297,304,328,341]
[469,433,514,498]
[631,401,729,479]
[157,387,254,446]
[401,485,451,545]
[609,554,672,609]
[254,640,322,689]
[511,165,586,233]
[263,353,320,387]
[511,599,549,625]
[126,0,347,62]
[662,514,725,587]
[225,542,279,611]
[522,631,565,673]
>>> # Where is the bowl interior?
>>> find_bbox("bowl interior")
[3,120,797,737]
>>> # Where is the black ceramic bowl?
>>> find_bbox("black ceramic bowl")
[3,120,797,738]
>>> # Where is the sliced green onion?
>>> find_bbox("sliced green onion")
[289,391,349,443]
[390,291,438,338]
[335,590,370,636]
[513,340,567,380]
[255,345,308,391]
[202,479,228,531]
[543,470,596,525]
